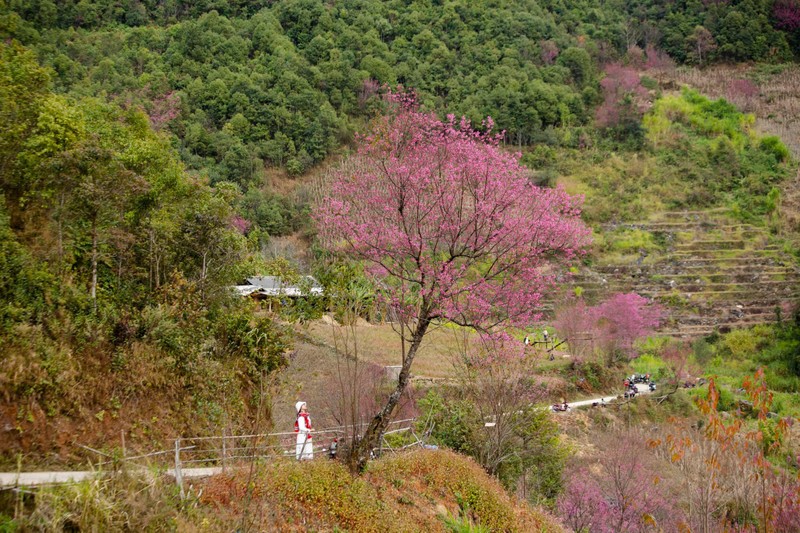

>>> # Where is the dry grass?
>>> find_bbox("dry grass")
[303,319,478,379]
[200,448,566,532]
[666,64,800,158]
[653,64,800,240]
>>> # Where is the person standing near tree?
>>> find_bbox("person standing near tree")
[294,401,313,460]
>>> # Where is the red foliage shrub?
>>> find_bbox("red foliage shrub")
[773,0,800,31]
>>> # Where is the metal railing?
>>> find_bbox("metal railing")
[78,418,423,498]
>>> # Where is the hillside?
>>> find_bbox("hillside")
[2,1,800,531]
[5,449,566,532]
[568,208,800,338]
[201,449,565,532]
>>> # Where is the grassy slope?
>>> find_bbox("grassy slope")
[199,448,565,532]
[6,449,564,531]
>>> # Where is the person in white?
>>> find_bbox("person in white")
[294,401,313,460]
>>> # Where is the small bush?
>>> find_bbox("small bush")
[721,329,760,359]
[760,136,790,163]
[692,338,715,366]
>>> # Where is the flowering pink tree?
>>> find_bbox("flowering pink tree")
[644,44,676,71]
[558,432,683,532]
[653,341,695,402]
[595,63,651,130]
[552,297,597,358]
[539,39,559,65]
[558,468,613,532]
[230,215,251,235]
[773,0,800,31]
[148,91,181,131]
[315,94,591,470]
[553,293,662,363]
[594,293,663,362]
[722,78,760,113]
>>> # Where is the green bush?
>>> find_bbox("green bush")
[692,338,715,366]
[417,390,478,455]
[630,353,667,377]
[760,136,790,163]
[721,329,760,359]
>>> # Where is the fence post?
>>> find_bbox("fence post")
[221,436,226,473]
[174,438,185,500]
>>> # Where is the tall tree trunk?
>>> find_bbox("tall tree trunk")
[91,215,98,312]
[201,251,208,302]
[348,310,431,473]
[57,192,65,273]
[149,228,154,291]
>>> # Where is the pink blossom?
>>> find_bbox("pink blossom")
[644,44,676,71]
[540,40,559,65]
[230,215,251,235]
[553,293,662,361]
[596,63,651,128]
[148,91,181,130]
[773,0,800,30]
[593,293,663,357]
[314,93,591,331]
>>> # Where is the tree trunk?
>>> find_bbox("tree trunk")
[201,251,208,302]
[347,311,431,473]
[149,229,154,291]
[91,216,98,312]
[57,192,65,272]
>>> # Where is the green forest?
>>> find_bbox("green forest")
[2,0,800,530]
[3,0,798,238]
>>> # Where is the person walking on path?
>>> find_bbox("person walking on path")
[294,401,313,460]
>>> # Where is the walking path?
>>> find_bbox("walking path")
[562,382,652,410]
[0,467,223,488]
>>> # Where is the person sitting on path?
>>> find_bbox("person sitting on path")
[294,401,314,460]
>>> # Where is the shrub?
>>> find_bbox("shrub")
[692,338,715,366]
[760,136,790,163]
[417,390,478,455]
[721,330,754,359]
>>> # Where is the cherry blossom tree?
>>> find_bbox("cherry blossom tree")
[539,39,559,65]
[644,44,676,71]
[594,293,663,363]
[553,293,663,363]
[558,431,684,532]
[314,94,591,471]
[773,0,800,32]
[653,340,695,403]
[552,297,597,358]
[595,63,651,130]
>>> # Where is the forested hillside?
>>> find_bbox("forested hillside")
[2,0,800,530]
[4,0,798,240]
[1,0,799,455]
[1,43,290,464]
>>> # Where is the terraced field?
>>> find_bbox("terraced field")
[557,209,800,338]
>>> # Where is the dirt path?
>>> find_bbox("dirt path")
[555,382,653,411]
